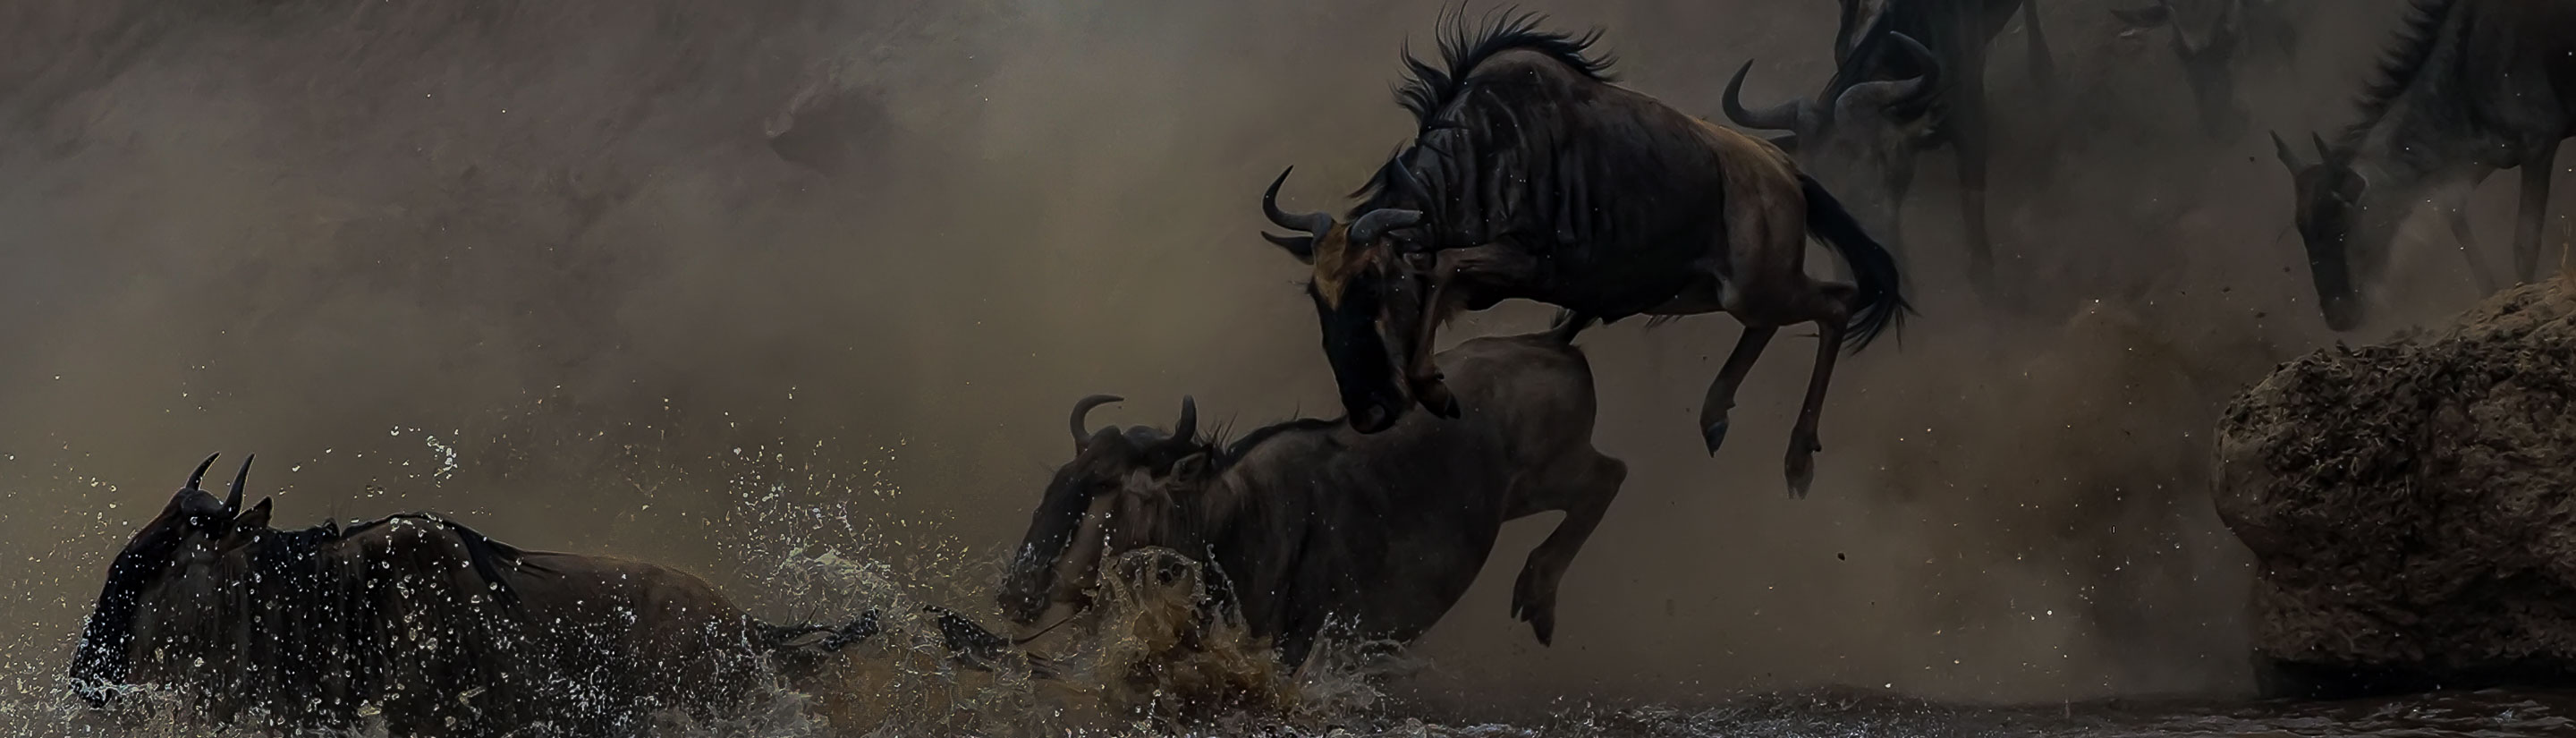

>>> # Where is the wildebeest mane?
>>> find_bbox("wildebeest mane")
[341,513,534,601]
[1353,6,1615,224]
[2337,0,2461,147]
[1392,6,1614,135]
[1212,417,1344,468]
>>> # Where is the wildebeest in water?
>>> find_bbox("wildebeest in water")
[1259,11,1906,496]
[70,454,881,737]
[997,329,1626,668]
[2272,0,2576,331]
[1724,0,2055,296]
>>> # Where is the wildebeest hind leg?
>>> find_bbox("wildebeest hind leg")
[1784,284,1857,498]
[1698,326,1778,454]
[1511,454,1626,646]
[2441,184,2498,293]
[2512,140,2560,283]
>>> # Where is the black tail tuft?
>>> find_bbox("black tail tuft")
[1799,174,1911,352]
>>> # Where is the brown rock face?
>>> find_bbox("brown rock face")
[2215,278,2576,697]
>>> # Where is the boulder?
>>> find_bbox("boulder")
[2215,277,2576,697]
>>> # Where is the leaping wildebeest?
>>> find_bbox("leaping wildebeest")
[1724,0,2055,296]
[1258,11,1906,495]
[71,454,881,738]
[2272,0,2575,331]
[998,329,1626,668]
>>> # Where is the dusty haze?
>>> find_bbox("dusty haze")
[2,0,2564,721]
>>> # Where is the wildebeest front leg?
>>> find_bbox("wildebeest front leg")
[1955,46,2001,302]
[2512,140,2561,283]
[1406,266,1464,419]
[2023,0,2056,94]
[1406,245,1539,418]
[1699,326,1778,454]
[2441,184,2498,293]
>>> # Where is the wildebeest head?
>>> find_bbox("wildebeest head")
[1258,166,1430,434]
[71,454,270,704]
[2273,131,2385,331]
[2114,0,2251,140]
[1723,30,1942,241]
[999,395,1210,624]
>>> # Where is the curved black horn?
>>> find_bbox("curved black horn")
[1171,396,1198,444]
[1070,394,1123,453]
[1262,167,1336,236]
[1834,33,1943,113]
[2270,131,2307,170]
[224,454,253,514]
[1885,33,1942,108]
[1347,208,1425,245]
[1722,61,1809,131]
[2310,132,2345,167]
[185,453,219,490]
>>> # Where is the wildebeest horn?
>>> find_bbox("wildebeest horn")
[1262,167,1335,237]
[1070,394,1123,453]
[2310,131,2346,167]
[1171,396,1198,444]
[1347,208,1424,246]
[184,453,219,491]
[1886,33,1941,106]
[1836,33,1942,112]
[2270,131,2307,169]
[224,454,254,514]
[1722,61,1809,131]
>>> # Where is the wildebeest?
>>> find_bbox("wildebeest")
[2111,0,2301,140]
[1258,12,1905,495]
[2271,0,2575,331]
[71,454,880,737]
[997,329,1627,668]
[1724,0,2054,295]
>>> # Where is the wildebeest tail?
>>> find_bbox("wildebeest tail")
[1800,173,1910,352]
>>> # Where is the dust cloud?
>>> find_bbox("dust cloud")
[0,0,2562,726]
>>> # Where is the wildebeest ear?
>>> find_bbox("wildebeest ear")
[233,497,273,531]
[1262,233,1317,264]
[2269,131,2307,171]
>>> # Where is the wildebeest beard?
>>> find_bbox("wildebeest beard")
[72,454,881,737]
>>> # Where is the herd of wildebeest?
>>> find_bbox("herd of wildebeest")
[63,1,2576,734]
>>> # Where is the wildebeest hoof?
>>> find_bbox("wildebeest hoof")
[1701,419,1732,455]
[1785,452,1816,499]
[1511,564,1558,646]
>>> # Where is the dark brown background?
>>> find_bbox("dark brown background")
[0,0,2552,713]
